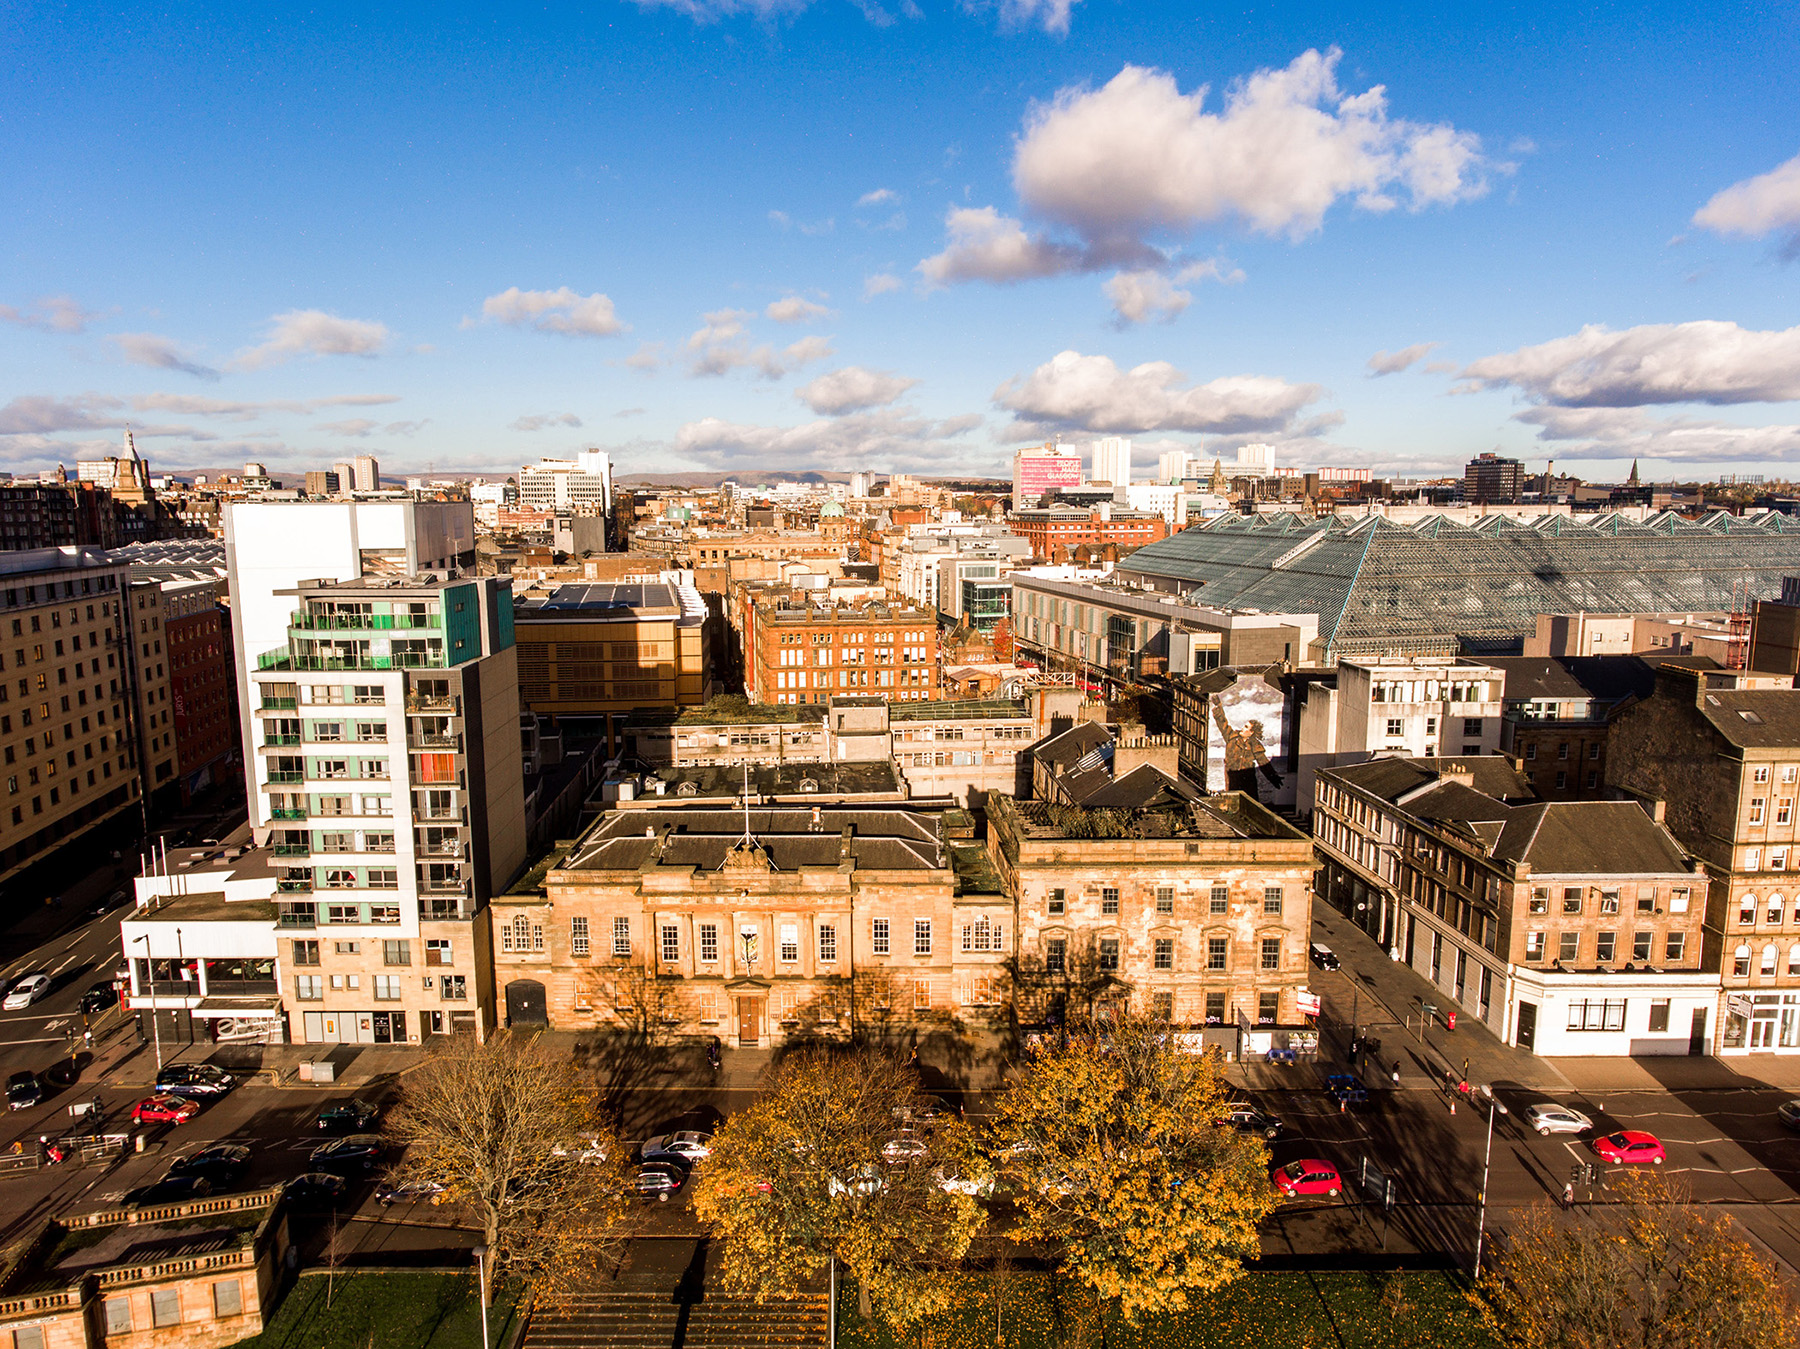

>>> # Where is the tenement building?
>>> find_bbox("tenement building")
[1315,756,1714,1056]
[744,594,940,705]
[490,804,1011,1044]
[986,790,1316,1050]
[1608,664,1800,1054]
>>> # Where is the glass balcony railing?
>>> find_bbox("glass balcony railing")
[262,734,301,748]
[271,808,308,821]
[289,611,443,631]
[277,913,317,929]
[276,652,446,672]
[266,771,304,784]
[258,698,298,711]
[271,844,311,857]
[276,878,313,893]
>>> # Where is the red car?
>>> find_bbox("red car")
[1272,1159,1342,1197]
[131,1094,201,1126]
[1591,1130,1665,1165]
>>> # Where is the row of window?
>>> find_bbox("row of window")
[553,914,971,962]
[1528,885,1692,915]
[1042,933,1283,973]
[1521,740,1600,761]
[291,938,452,966]
[1524,930,1686,964]
[294,973,466,1000]
[1731,942,1800,978]
[1045,883,1281,916]
[96,1278,244,1338]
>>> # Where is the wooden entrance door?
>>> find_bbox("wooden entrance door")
[736,997,761,1046]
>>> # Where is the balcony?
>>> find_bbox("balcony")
[276,878,314,894]
[266,771,304,784]
[408,732,461,750]
[277,912,317,929]
[279,652,445,672]
[423,900,475,921]
[417,806,465,822]
[261,734,301,748]
[406,693,459,714]
[416,839,466,858]
[258,698,298,712]
[271,808,308,821]
[290,611,442,632]
[271,844,311,857]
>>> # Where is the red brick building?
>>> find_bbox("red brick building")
[748,593,940,704]
[164,578,238,799]
[1008,505,1168,562]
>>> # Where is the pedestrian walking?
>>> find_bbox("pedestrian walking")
[1392,1060,1401,1084]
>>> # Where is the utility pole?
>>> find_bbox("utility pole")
[1473,1084,1508,1278]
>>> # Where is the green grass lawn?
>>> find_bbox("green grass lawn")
[836,1270,1498,1349]
[235,1270,524,1349]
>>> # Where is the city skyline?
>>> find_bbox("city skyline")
[2,1,1797,482]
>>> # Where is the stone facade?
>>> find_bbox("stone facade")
[986,792,1316,1033]
[491,805,1009,1043]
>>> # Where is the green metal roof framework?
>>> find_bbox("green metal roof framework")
[1119,510,1800,657]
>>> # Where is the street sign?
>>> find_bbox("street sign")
[1296,990,1321,1017]
[1727,992,1754,1018]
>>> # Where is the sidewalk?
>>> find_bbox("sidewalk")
[1308,901,1572,1096]
[1549,1054,1800,1094]
[94,1034,419,1093]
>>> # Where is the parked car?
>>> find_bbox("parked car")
[78,982,119,1016]
[3,975,51,1011]
[315,1099,381,1133]
[933,1166,998,1197]
[641,1131,714,1164]
[131,1094,201,1126]
[1523,1103,1595,1136]
[126,1175,212,1207]
[826,1164,885,1199]
[376,1179,447,1207]
[636,1160,690,1195]
[1272,1159,1342,1198]
[551,1134,610,1165]
[1309,943,1340,971]
[1216,1103,1283,1140]
[6,1071,42,1111]
[880,1135,929,1164]
[1778,1099,1800,1132]
[309,1134,385,1174]
[154,1063,237,1099]
[283,1172,348,1209]
[167,1144,252,1187]
[1591,1130,1665,1165]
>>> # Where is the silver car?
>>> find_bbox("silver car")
[641,1130,713,1162]
[1523,1102,1594,1136]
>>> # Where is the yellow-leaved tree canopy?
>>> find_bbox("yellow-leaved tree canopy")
[986,1017,1276,1321]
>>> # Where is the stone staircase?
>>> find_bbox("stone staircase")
[522,1288,829,1349]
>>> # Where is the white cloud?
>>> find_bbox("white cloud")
[1367,341,1440,375]
[994,349,1324,435]
[630,0,844,21]
[108,332,219,381]
[623,341,668,371]
[1516,404,1800,463]
[918,206,1086,286]
[511,412,584,432]
[234,310,390,369]
[0,295,97,334]
[0,393,125,436]
[796,366,920,415]
[1693,151,1800,252]
[685,309,833,378]
[1105,259,1243,325]
[863,273,904,299]
[765,296,832,323]
[1012,51,1486,248]
[130,393,400,418]
[1460,321,1800,407]
[320,419,379,438]
[964,0,1077,35]
[479,287,627,337]
[674,406,986,473]
[857,188,899,207]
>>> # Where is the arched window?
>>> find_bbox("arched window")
[1787,943,1800,976]
[1771,894,1786,927]
[1735,943,1752,977]
[1740,894,1758,925]
[1762,943,1779,976]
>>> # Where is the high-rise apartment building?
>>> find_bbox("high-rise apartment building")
[224,499,477,799]
[1011,443,1083,507]
[125,571,527,1047]
[0,548,140,886]
[304,471,341,497]
[332,462,355,495]
[1089,437,1131,488]
[352,456,382,493]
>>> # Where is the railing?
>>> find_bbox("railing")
[96,1245,254,1286]
[416,840,466,857]
[64,1187,282,1231]
[423,901,475,921]
[0,1287,77,1317]
[290,611,442,631]
[277,914,317,929]
[408,733,461,750]
[258,698,298,711]
[271,844,310,857]
[271,808,308,821]
[405,694,459,714]
[261,734,301,747]
[267,771,304,784]
[418,806,465,822]
[280,652,444,672]
[276,879,313,894]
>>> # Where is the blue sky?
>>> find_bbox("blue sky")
[2,0,1798,483]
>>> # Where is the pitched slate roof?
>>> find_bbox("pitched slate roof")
[1695,689,1800,750]
[1490,800,1692,874]
[564,805,949,873]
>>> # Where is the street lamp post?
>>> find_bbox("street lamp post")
[473,1244,491,1348]
[1473,1084,1508,1279]
[132,934,163,1071]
